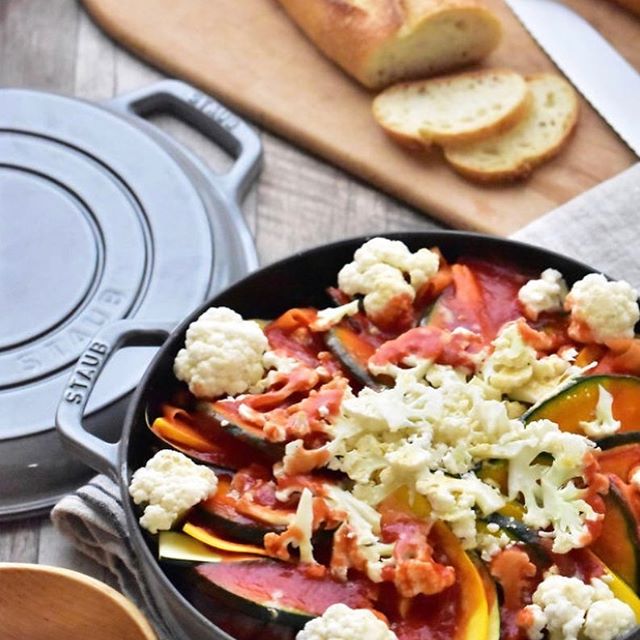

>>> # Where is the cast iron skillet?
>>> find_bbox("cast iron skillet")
[56,231,640,640]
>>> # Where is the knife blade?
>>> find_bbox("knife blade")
[503,0,640,157]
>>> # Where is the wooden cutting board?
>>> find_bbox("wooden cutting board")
[82,0,638,234]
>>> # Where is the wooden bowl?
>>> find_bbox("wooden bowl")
[0,563,157,640]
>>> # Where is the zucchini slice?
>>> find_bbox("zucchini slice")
[523,375,640,439]
[324,325,382,389]
[194,559,375,628]
[158,531,257,565]
[182,522,270,557]
[590,475,640,593]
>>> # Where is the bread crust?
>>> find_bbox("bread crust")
[443,72,579,183]
[276,0,502,89]
[372,68,531,149]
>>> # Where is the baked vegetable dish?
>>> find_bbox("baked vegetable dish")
[130,238,640,640]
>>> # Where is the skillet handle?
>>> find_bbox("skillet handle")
[56,320,173,477]
[106,79,262,203]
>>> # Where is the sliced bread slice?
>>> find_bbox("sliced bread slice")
[372,68,530,148]
[443,73,579,182]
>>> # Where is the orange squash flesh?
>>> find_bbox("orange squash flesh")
[525,375,640,436]
[389,522,489,640]
[150,405,267,469]
[598,444,640,483]
[325,324,384,388]
[195,559,377,625]
[590,476,640,592]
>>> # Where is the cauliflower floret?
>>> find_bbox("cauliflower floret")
[128,450,218,533]
[523,574,635,640]
[337,238,439,324]
[476,527,513,562]
[480,322,582,404]
[173,306,268,398]
[324,486,395,583]
[583,599,637,640]
[251,349,300,393]
[311,300,360,331]
[518,269,568,320]
[565,274,639,343]
[296,603,397,640]
[481,322,537,393]
[579,385,621,438]
[630,467,640,490]
[473,419,599,553]
[416,471,506,549]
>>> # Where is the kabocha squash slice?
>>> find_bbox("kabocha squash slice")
[597,443,640,481]
[390,522,490,640]
[470,552,500,640]
[194,559,376,628]
[195,475,292,545]
[198,401,285,460]
[590,475,640,593]
[324,325,382,389]
[432,522,490,640]
[523,375,640,439]
[148,407,265,470]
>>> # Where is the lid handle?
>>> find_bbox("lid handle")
[106,80,262,203]
[56,320,172,477]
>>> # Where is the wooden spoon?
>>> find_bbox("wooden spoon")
[0,563,157,640]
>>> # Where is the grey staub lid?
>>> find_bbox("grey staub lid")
[0,81,261,519]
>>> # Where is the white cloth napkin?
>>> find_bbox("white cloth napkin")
[51,162,640,639]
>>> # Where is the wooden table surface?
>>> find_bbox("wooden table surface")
[0,0,440,591]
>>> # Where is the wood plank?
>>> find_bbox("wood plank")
[80,0,637,235]
[74,6,116,101]
[0,0,80,92]
[255,133,440,264]
[0,518,41,563]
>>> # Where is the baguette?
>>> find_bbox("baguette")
[443,73,579,182]
[372,68,529,148]
[276,0,503,89]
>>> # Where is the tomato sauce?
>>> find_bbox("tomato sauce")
[385,584,461,640]
[152,404,269,469]
[430,258,532,344]
[196,560,378,614]
[265,308,343,374]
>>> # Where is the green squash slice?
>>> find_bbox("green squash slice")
[523,375,640,440]
[590,475,640,593]
[194,559,375,628]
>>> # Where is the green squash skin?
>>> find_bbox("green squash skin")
[194,507,284,546]
[324,329,382,390]
[198,401,285,460]
[522,374,640,430]
[590,477,640,594]
[483,513,551,567]
[598,432,640,450]
[193,560,343,629]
